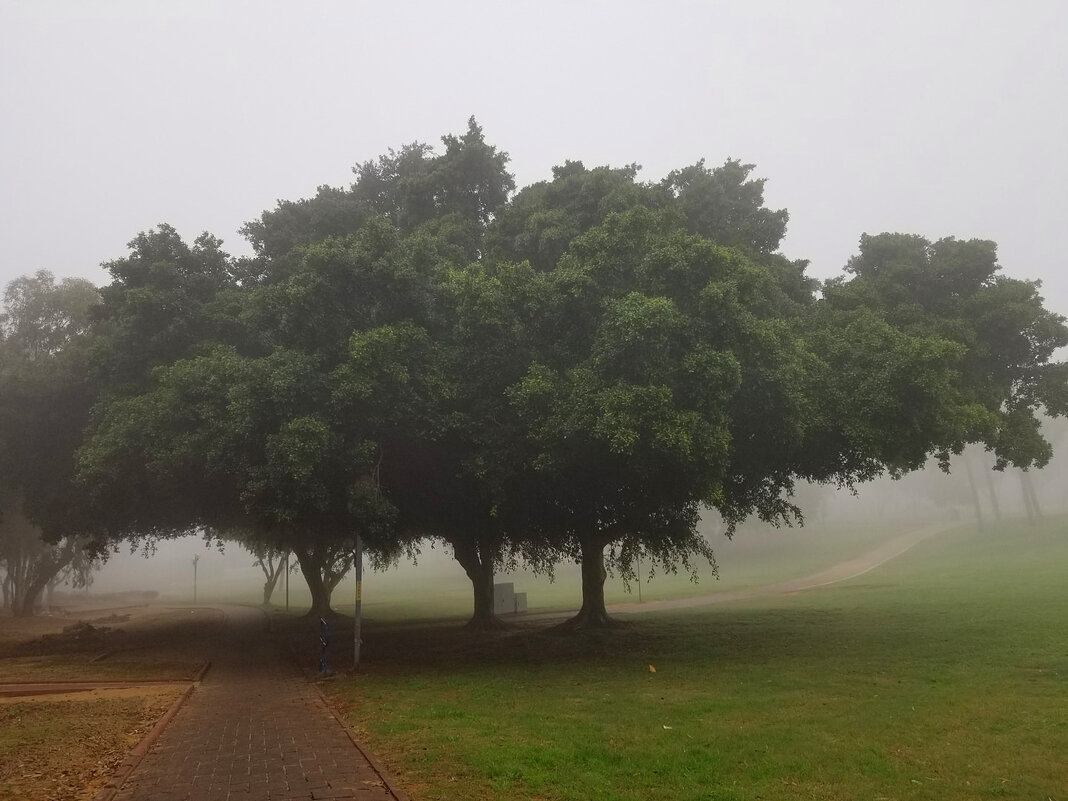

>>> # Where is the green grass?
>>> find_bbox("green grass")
[326,517,1068,800]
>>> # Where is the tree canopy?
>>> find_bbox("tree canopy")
[22,119,1062,628]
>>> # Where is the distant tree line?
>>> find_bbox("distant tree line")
[3,119,1066,623]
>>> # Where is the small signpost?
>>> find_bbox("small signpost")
[353,534,363,671]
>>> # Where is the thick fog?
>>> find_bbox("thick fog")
[3,2,1068,300]
[6,2,1068,612]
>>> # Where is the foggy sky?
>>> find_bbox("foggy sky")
[3,2,1067,312]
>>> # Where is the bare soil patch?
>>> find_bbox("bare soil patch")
[0,603,225,799]
[0,606,218,681]
[0,685,182,801]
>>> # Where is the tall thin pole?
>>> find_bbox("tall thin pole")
[192,554,200,603]
[285,552,289,612]
[353,535,363,670]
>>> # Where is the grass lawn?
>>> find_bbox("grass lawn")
[326,517,1068,800]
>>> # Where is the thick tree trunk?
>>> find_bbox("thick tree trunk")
[323,569,344,609]
[452,536,507,631]
[5,550,30,614]
[15,575,49,617]
[12,544,74,618]
[308,575,332,619]
[294,547,333,619]
[560,534,615,629]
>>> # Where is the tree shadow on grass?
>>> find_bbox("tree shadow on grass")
[312,602,962,677]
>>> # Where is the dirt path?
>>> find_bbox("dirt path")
[105,604,405,801]
[606,522,958,616]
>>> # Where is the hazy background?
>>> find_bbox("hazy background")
[85,441,1068,616]
[5,1,1067,612]
[3,1,1067,295]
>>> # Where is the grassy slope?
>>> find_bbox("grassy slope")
[327,518,1068,800]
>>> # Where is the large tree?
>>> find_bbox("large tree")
[81,223,376,618]
[488,167,1068,627]
[240,119,522,624]
[377,258,549,629]
[85,124,528,625]
[818,234,1068,470]
[75,130,1068,634]
[0,272,103,616]
[81,120,515,619]
[501,203,816,626]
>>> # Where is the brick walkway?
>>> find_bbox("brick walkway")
[110,607,402,801]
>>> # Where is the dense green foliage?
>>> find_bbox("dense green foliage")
[4,119,1066,623]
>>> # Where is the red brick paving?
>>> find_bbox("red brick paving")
[110,607,401,801]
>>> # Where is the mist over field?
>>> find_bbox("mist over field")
[5,6,1068,800]
[85,439,1068,616]
[6,2,1068,625]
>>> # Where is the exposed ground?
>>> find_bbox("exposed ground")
[0,604,210,801]
[0,686,183,801]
